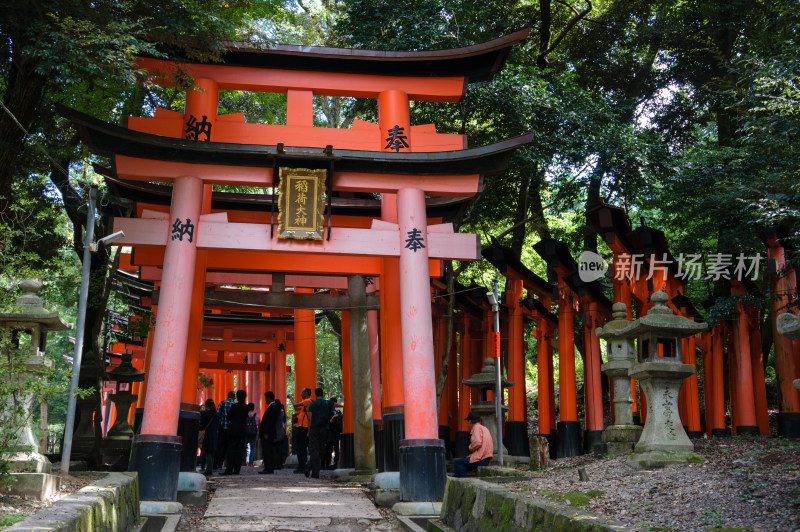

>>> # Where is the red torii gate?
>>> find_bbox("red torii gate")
[533,238,610,457]
[108,176,465,471]
[62,30,531,502]
[482,240,559,457]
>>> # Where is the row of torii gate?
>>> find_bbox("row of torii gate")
[62,30,800,503]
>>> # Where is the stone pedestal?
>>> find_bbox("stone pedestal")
[628,360,703,469]
[101,390,138,470]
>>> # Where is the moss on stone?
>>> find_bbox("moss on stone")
[481,492,516,528]
[537,489,603,508]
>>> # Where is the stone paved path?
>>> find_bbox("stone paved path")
[193,466,400,532]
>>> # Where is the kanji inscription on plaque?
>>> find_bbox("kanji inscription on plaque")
[277,168,326,240]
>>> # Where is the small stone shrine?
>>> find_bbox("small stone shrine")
[776,312,800,392]
[0,279,70,499]
[462,357,512,459]
[101,350,145,470]
[611,291,706,469]
[595,302,642,455]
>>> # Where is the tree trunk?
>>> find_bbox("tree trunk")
[0,59,46,213]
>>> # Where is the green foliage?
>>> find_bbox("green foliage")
[315,316,342,401]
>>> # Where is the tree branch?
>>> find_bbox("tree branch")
[538,0,592,68]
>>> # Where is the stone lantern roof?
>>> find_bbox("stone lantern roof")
[0,279,71,332]
[611,291,706,340]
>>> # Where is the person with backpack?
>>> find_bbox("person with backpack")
[244,403,260,466]
[221,389,248,476]
[306,387,334,478]
[259,390,284,474]
[325,399,342,470]
[215,391,235,469]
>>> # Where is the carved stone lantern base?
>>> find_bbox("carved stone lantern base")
[602,425,643,456]
[628,450,705,470]
[627,360,704,469]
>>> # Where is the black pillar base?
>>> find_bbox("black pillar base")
[374,421,385,473]
[548,430,557,459]
[556,421,581,458]
[130,435,182,501]
[454,431,470,458]
[711,428,730,437]
[583,430,603,454]
[340,433,355,468]
[383,412,404,472]
[399,439,446,502]
[735,425,760,436]
[178,406,200,472]
[687,431,704,439]
[777,412,800,438]
[504,421,529,457]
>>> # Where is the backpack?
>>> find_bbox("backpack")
[330,409,343,435]
[274,410,286,442]
[245,414,258,436]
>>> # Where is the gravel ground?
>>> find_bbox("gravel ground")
[505,436,800,531]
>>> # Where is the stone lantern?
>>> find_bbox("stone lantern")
[100,349,145,470]
[462,357,512,459]
[776,312,800,392]
[0,279,70,498]
[595,302,641,455]
[614,291,706,469]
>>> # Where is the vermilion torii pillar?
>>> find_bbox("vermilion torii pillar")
[132,175,203,501]
[397,186,445,501]
[294,288,316,400]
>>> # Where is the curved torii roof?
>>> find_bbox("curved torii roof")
[185,29,531,84]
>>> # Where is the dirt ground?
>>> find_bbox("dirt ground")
[505,436,800,531]
[0,471,103,529]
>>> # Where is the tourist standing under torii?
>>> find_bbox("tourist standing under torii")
[292,387,312,474]
[199,398,218,477]
[453,412,493,478]
[222,389,248,475]
[259,391,281,474]
[244,403,259,466]
[215,391,235,470]
[306,387,334,479]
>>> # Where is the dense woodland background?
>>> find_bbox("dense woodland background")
[0,0,798,462]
